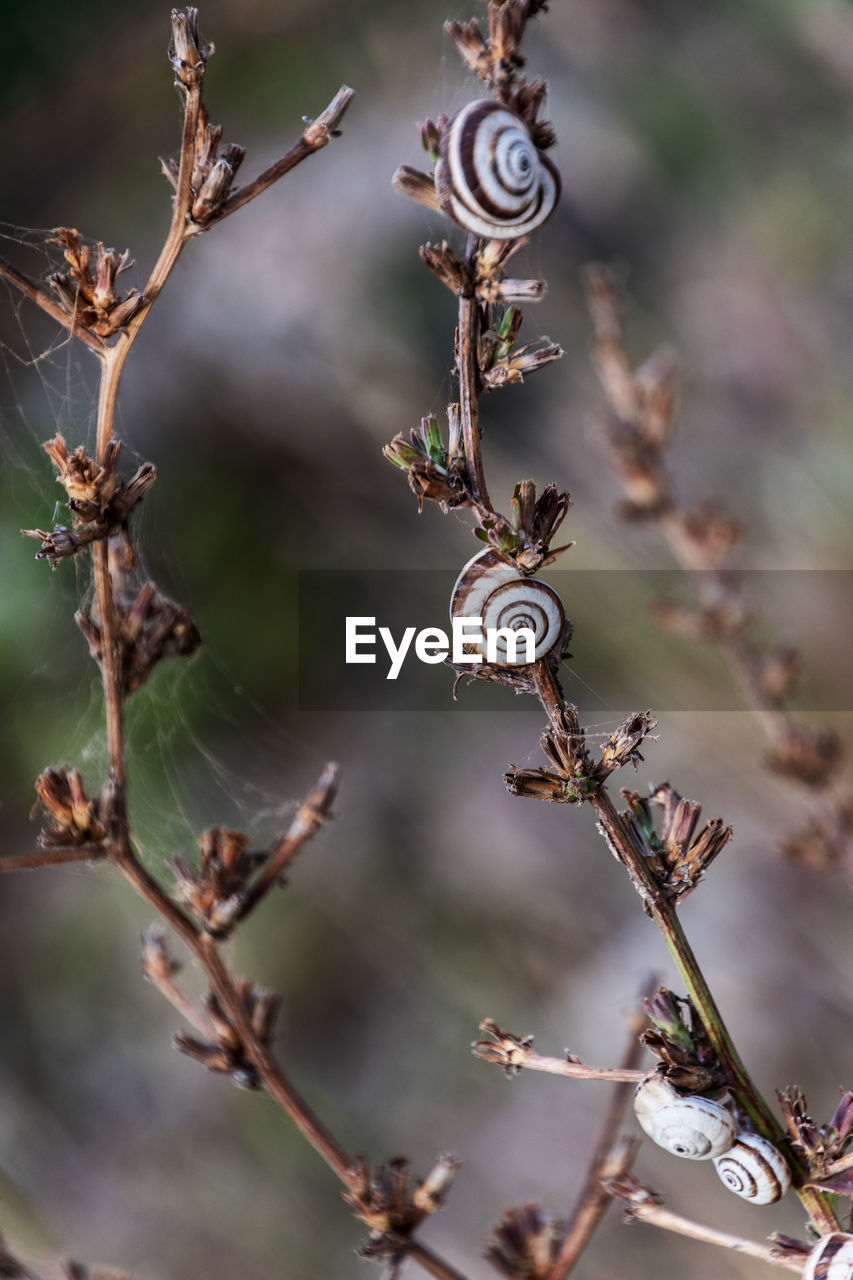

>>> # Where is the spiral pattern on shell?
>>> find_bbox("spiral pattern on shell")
[803,1233,853,1280]
[712,1133,792,1205]
[435,100,560,240]
[633,1074,736,1161]
[450,549,565,666]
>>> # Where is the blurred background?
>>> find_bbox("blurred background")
[2,1,853,1277]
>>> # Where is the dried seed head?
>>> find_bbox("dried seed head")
[622,784,732,901]
[33,767,108,850]
[175,982,279,1089]
[345,1153,460,1261]
[77,583,202,695]
[766,725,844,790]
[170,7,211,86]
[485,1203,567,1280]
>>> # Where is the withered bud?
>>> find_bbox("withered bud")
[175,981,279,1090]
[782,801,853,870]
[678,501,743,568]
[651,599,744,642]
[478,276,547,305]
[170,7,211,86]
[758,643,802,704]
[622,785,732,901]
[191,145,246,223]
[640,989,722,1093]
[412,1153,461,1214]
[391,164,441,213]
[22,524,93,568]
[420,118,442,163]
[301,85,355,149]
[472,1018,535,1078]
[345,1154,458,1261]
[171,825,262,936]
[44,434,120,509]
[383,415,467,512]
[141,925,181,985]
[485,1203,566,1280]
[481,338,563,388]
[634,346,679,448]
[34,767,108,850]
[444,19,492,82]
[504,766,575,803]
[77,583,202,695]
[596,711,658,779]
[48,231,142,337]
[766,725,844,790]
[419,241,470,296]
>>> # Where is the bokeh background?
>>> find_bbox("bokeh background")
[2,1,853,1277]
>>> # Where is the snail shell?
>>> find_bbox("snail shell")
[633,1074,736,1161]
[435,100,560,240]
[803,1233,853,1280]
[449,548,565,666]
[712,1132,792,1205]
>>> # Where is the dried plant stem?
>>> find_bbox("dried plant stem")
[508,1055,646,1084]
[406,1239,475,1280]
[605,1178,804,1273]
[0,254,106,354]
[0,848,102,871]
[529,662,842,1234]
[211,85,355,224]
[458,236,490,509]
[547,991,652,1280]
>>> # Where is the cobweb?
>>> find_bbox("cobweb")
[0,220,329,872]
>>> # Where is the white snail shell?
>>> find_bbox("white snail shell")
[803,1233,853,1280]
[449,548,565,666]
[435,100,560,240]
[712,1132,792,1205]
[633,1074,736,1161]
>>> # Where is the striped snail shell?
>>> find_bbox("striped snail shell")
[633,1074,736,1161]
[449,548,565,666]
[712,1132,792,1205]
[803,1233,853,1280]
[435,100,560,240]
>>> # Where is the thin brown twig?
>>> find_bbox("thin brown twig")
[458,235,491,511]
[547,980,656,1280]
[0,847,104,871]
[0,254,106,355]
[209,85,355,225]
[605,1174,805,1273]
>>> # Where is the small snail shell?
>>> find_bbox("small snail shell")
[449,548,565,666]
[633,1074,736,1161]
[803,1233,853,1280]
[435,100,560,240]
[712,1132,792,1205]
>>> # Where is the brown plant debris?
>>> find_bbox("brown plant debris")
[175,981,279,1090]
[778,1086,853,1187]
[47,230,144,338]
[344,1154,460,1264]
[172,826,263,937]
[485,1202,567,1280]
[76,582,202,695]
[33,767,109,851]
[23,435,155,568]
[621,784,732,902]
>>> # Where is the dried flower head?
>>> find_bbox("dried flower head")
[175,981,279,1090]
[344,1154,460,1262]
[33,767,108,850]
[485,1203,567,1280]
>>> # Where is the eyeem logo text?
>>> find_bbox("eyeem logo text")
[345,616,535,680]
